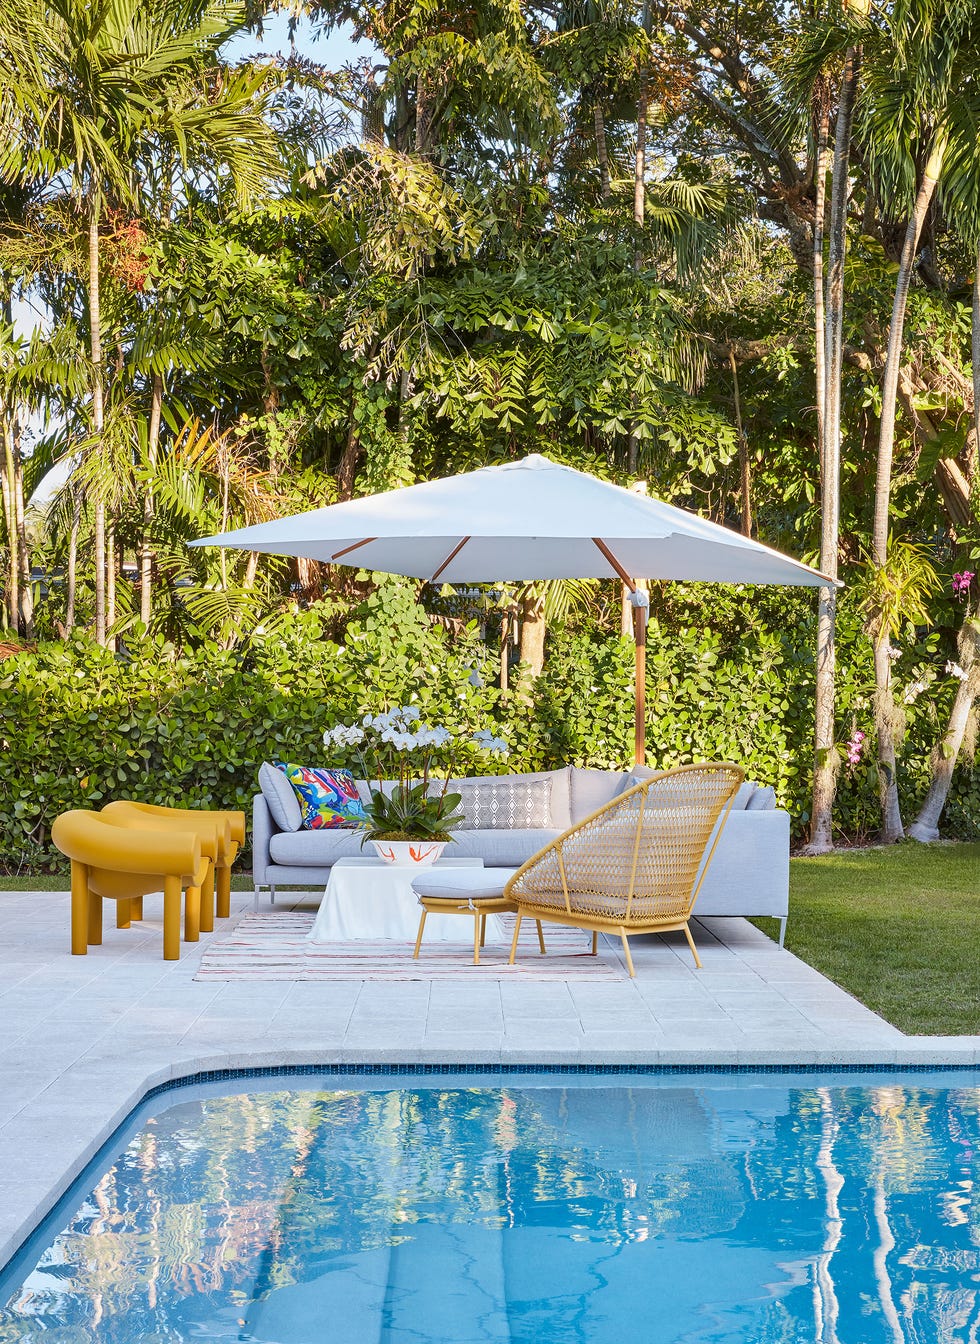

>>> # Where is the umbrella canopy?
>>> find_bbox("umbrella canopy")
[192,454,833,764]
[192,453,829,588]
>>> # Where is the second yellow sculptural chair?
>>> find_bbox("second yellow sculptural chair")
[100,802,231,937]
[110,802,245,921]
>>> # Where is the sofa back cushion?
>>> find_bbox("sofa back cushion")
[569,767,631,824]
[259,761,303,832]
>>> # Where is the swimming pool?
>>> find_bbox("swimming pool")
[1,1067,978,1342]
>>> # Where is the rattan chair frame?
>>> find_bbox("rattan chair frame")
[504,762,744,977]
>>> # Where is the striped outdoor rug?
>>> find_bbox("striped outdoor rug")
[195,911,626,981]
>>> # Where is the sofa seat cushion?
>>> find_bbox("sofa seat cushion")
[444,829,560,867]
[270,829,368,865]
[269,827,559,869]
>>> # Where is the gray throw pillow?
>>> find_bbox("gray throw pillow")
[259,761,303,832]
[745,784,777,811]
[450,776,553,830]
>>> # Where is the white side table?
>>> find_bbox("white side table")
[307,857,505,943]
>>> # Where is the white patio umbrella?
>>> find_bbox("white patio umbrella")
[191,453,832,764]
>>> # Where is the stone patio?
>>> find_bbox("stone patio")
[1,886,978,1268]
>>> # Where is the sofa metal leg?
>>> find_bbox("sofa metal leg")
[778,917,787,949]
[253,885,263,912]
[270,884,276,907]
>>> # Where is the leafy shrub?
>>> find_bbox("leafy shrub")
[1,580,976,872]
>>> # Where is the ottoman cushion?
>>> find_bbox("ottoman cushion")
[412,868,518,901]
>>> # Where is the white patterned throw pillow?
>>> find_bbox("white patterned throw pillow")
[446,776,553,830]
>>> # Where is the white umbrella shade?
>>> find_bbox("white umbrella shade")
[192,453,830,587]
[192,454,833,763]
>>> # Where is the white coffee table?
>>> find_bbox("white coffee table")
[307,857,508,943]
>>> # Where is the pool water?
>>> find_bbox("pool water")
[1,1070,979,1343]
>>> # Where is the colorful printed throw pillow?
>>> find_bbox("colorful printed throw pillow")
[276,763,368,831]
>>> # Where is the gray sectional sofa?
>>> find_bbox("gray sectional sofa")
[252,764,791,943]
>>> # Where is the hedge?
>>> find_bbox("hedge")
[1,579,975,871]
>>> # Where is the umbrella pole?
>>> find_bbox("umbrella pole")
[631,592,649,767]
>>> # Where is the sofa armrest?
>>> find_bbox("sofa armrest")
[694,808,790,919]
[252,794,275,885]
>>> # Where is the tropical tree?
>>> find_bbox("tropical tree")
[0,0,281,643]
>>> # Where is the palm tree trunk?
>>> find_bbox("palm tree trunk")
[140,372,163,624]
[12,421,32,637]
[973,239,980,475]
[807,56,858,855]
[909,246,980,840]
[909,620,980,841]
[106,521,116,637]
[628,75,647,475]
[65,493,81,632]
[871,129,947,843]
[633,78,646,236]
[519,590,546,678]
[88,198,107,646]
[594,102,611,202]
[0,412,18,630]
[728,349,752,536]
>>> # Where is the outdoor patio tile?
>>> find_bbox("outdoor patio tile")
[502,1019,587,1046]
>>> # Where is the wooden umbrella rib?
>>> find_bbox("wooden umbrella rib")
[592,537,635,589]
[331,537,377,561]
[430,537,471,582]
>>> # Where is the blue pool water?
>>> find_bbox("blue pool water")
[1,1069,979,1342]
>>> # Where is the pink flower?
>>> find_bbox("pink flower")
[952,571,974,600]
[845,730,865,766]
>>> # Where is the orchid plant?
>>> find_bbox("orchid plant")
[322,706,507,843]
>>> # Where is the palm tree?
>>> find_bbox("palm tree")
[860,0,975,840]
[0,0,280,643]
[908,60,980,840]
[801,15,865,854]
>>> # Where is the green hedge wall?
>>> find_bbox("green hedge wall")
[1,580,976,871]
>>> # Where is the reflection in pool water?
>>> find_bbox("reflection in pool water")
[1,1073,979,1342]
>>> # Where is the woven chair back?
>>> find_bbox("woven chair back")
[509,763,743,923]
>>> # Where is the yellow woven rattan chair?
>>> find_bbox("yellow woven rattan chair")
[114,802,245,920]
[100,801,231,938]
[505,763,744,977]
[51,810,207,960]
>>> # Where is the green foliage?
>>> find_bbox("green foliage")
[4,580,977,873]
[362,783,464,842]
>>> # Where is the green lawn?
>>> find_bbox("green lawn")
[756,842,980,1036]
[4,848,979,1035]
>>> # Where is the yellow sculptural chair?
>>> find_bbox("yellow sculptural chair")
[505,763,744,977]
[117,802,244,919]
[100,801,230,938]
[52,810,206,961]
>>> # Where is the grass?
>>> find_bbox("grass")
[0,873,257,891]
[755,842,980,1036]
[4,846,979,1035]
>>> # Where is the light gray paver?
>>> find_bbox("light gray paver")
[0,889,977,1271]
